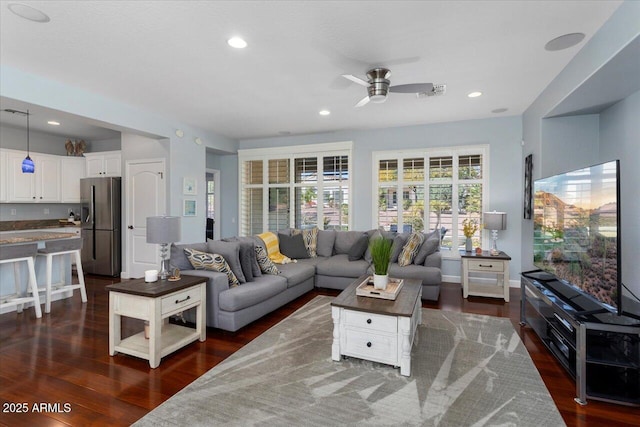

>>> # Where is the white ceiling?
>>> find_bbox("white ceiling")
[0,1,623,141]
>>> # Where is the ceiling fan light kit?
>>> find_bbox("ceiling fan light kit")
[343,67,442,107]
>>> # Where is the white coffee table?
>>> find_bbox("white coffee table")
[331,275,422,376]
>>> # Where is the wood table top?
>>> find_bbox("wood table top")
[106,274,205,297]
[331,275,421,317]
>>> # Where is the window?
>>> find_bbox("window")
[239,142,352,235]
[373,146,488,253]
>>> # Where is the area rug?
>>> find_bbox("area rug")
[134,296,565,426]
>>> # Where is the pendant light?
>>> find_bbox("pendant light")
[21,109,34,173]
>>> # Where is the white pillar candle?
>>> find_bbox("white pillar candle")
[145,269,158,282]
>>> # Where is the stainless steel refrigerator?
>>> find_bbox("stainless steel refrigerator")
[81,177,121,276]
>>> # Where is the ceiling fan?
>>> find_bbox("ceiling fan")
[342,67,445,107]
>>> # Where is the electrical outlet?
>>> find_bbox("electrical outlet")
[44,208,50,215]
[11,209,16,215]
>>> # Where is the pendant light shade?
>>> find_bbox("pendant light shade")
[21,109,34,173]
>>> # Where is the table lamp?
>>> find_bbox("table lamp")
[483,211,507,256]
[146,216,181,280]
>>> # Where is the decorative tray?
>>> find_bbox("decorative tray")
[356,276,404,300]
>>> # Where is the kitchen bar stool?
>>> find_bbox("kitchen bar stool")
[37,238,87,313]
[0,243,42,318]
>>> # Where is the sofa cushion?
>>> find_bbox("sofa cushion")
[255,245,280,275]
[278,233,310,259]
[414,230,440,265]
[222,237,257,282]
[208,240,246,283]
[170,242,208,271]
[316,230,336,257]
[184,248,240,287]
[334,231,366,255]
[277,262,316,288]
[218,276,287,312]
[390,233,409,263]
[257,231,292,264]
[388,262,442,286]
[348,234,369,261]
[398,232,425,267]
[291,227,319,257]
[317,254,369,278]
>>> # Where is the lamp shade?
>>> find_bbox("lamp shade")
[146,216,181,244]
[483,212,507,231]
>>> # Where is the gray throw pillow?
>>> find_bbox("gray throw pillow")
[316,229,336,257]
[278,233,310,259]
[223,237,255,282]
[390,234,409,263]
[348,234,369,261]
[334,231,365,255]
[170,242,208,271]
[207,240,246,283]
[414,230,440,265]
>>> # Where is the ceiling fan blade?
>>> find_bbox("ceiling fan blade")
[355,96,370,108]
[342,74,369,87]
[389,83,434,94]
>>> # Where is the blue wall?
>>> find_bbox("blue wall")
[239,116,523,281]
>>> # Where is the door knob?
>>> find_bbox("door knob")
[128,225,134,229]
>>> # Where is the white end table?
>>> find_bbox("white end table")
[461,250,511,302]
[107,275,206,368]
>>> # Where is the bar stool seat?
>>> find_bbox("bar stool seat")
[0,243,42,318]
[36,238,87,313]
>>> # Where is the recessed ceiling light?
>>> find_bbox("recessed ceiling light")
[7,3,50,23]
[319,110,330,116]
[467,91,482,98]
[47,120,60,126]
[227,37,247,49]
[491,108,508,114]
[545,33,585,51]
[194,137,202,145]
[175,129,184,137]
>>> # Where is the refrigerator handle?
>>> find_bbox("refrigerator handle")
[89,185,95,226]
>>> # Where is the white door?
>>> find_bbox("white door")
[125,159,166,278]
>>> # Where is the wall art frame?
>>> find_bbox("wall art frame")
[524,154,533,219]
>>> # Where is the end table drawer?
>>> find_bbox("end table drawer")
[162,287,201,315]
[343,329,397,362]
[468,259,504,272]
[344,310,397,333]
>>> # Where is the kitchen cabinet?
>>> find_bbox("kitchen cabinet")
[85,151,121,177]
[0,150,7,202]
[6,150,61,202]
[61,157,86,202]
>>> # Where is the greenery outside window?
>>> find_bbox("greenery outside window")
[373,146,488,254]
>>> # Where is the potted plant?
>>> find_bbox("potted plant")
[369,236,393,289]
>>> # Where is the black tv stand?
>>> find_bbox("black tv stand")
[520,274,640,406]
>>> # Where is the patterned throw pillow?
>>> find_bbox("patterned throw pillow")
[397,232,425,267]
[292,227,318,257]
[183,248,240,287]
[255,245,280,275]
[257,231,292,264]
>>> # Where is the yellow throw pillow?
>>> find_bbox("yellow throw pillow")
[257,231,293,264]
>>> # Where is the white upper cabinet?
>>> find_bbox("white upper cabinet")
[85,151,121,177]
[61,156,87,202]
[0,150,7,202]
[6,150,61,202]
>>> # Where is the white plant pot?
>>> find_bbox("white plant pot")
[373,274,389,290]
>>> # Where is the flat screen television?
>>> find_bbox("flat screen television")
[533,160,621,315]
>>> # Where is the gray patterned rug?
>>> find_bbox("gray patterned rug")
[134,296,565,426]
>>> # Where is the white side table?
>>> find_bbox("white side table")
[107,275,206,368]
[461,250,511,302]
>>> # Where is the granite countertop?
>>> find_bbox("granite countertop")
[0,231,79,245]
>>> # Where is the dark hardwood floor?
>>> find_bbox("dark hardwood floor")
[1,276,638,426]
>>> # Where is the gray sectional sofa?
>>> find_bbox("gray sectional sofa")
[171,229,442,332]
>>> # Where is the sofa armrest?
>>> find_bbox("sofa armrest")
[181,269,229,328]
[423,251,442,268]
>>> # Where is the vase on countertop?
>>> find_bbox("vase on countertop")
[465,237,473,252]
